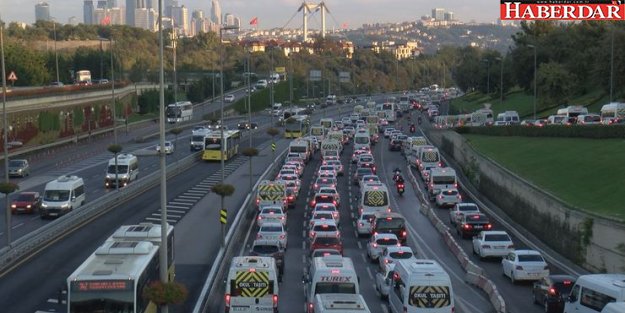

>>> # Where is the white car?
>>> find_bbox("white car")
[435,188,462,208]
[312,203,340,226]
[257,206,286,227]
[375,263,395,300]
[257,222,287,249]
[224,94,235,102]
[309,211,335,229]
[502,250,550,284]
[379,245,416,269]
[323,160,344,176]
[449,202,480,225]
[383,127,395,138]
[367,233,400,262]
[359,175,381,189]
[356,211,376,237]
[309,220,339,239]
[317,187,341,207]
[156,141,174,154]
[472,231,514,259]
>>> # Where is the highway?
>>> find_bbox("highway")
[0,90,361,313]
[226,121,495,313]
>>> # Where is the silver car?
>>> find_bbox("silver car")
[8,159,30,177]
[257,222,287,249]
[375,263,395,300]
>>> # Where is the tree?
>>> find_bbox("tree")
[212,183,235,246]
[536,61,577,110]
[0,182,19,246]
[107,144,123,191]
[242,147,259,191]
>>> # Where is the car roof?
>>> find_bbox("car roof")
[513,249,541,255]
[384,245,412,253]
[480,230,508,236]
[259,222,284,229]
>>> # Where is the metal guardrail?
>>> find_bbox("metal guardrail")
[0,150,200,274]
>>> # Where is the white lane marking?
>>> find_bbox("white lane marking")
[171,199,195,204]
[152,213,182,219]
[302,255,306,264]
[167,205,190,210]
[381,304,389,313]
[302,241,306,250]
[302,230,307,238]
[366,267,373,279]
[160,209,186,214]
[11,222,24,230]
[179,195,202,199]
[360,253,367,263]
[357,241,362,249]
[145,217,177,223]
[239,209,258,256]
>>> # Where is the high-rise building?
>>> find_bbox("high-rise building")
[125,0,134,26]
[211,0,222,25]
[192,9,203,20]
[165,0,178,17]
[107,0,118,8]
[97,0,107,9]
[93,8,107,24]
[444,11,454,21]
[84,0,94,24]
[224,13,235,27]
[171,5,189,36]
[134,7,156,30]
[233,17,241,29]
[110,7,124,24]
[35,2,51,22]
[432,8,445,21]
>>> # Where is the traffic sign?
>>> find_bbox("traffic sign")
[220,209,227,224]
[7,71,17,82]
[271,142,276,152]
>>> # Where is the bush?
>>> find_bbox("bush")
[454,125,625,139]
[142,281,188,306]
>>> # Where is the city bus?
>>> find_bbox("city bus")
[108,223,175,281]
[166,101,193,123]
[320,118,334,129]
[285,118,310,139]
[381,102,396,123]
[203,130,241,161]
[67,241,160,313]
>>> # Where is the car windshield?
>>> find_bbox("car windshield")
[317,178,336,185]
[313,213,333,220]
[312,250,341,257]
[466,215,488,223]
[389,251,413,259]
[484,234,511,242]
[458,204,479,212]
[421,150,440,162]
[433,176,456,184]
[44,190,70,201]
[376,238,398,245]
[252,245,279,254]
[553,282,574,295]
[377,218,405,229]
[9,160,25,167]
[16,194,35,201]
[260,225,283,232]
[518,254,544,262]
[314,283,356,294]
[316,196,335,203]
[192,135,205,142]
[314,237,340,245]
[313,224,337,232]
[361,213,375,221]
[261,208,282,215]
[107,165,129,174]
[357,168,373,176]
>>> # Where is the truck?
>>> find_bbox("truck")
[255,180,287,210]
[75,70,92,85]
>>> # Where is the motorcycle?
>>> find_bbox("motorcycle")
[396,182,405,196]
[410,125,416,133]
[417,116,423,125]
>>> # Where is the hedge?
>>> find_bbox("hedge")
[454,125,625,139]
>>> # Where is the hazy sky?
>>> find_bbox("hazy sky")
[1,0,500,28]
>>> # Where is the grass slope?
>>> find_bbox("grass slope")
[464,134,625,220]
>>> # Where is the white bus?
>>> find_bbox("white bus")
[381,102,397,123]
[166,101,193,123]
[67,241,160,313]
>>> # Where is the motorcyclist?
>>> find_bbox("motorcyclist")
[417,116,423,125]
[410,124,416,133]
[392,168,402,182]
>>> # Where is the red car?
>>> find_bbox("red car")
[11,192,42,214]
[310,233,343,255]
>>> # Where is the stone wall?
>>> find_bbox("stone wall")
[428,130,625,273]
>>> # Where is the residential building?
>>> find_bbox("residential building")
[35,2,51,22]
[224,13,235,27]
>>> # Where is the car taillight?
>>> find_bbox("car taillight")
[225,294,231,306]
[457,195,462,200]
[273,295,278,307]
[256,198,260,205]
[257,233,263,239]
[332,200,337,205]
[463,224,472,229]
[280,216,285,220]
[439,195,443,199]
[258,216,262,220]
[373,243,378,248]
[438,162,443,167]
[309,231,315,238]
[454,183,458,188]
[485,224,492,230]
[507,244,514,249]
[359,223,364,227]
[333,212,339,218]
[308,302,314,313]
[515,265,524,270]
[386,207,391,212]
[314,184,318,189]
[310,201,316,207]
[548,287,557,296]
[401,230,407,237]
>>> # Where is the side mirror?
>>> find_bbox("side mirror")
[567,295,577,303]
[385,278,391,285]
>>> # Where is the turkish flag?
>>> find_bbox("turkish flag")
[100,15,111,26]
[249,17,258,26]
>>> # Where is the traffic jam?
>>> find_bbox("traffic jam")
[224,97,609,313]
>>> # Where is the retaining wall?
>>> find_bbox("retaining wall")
[428,130,625,273]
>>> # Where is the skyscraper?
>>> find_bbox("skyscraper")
[211,0,222,25]
[125,0,135,26]
[171,5,189,36]
[97,0,107,9]
[165,0,178,17]
[444,12,454,21]
[35,2,51,22]
[224,13,234,27]
[107,0,118,8]
[432,8,445,21]
[84,0,94,24]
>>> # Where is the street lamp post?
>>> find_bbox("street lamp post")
[1,24,12,246]
[157,1,170,312]
[610,29,615,103]
[495,57,503,105]
[170,23,178,103]
[528,44,537,119]
[52,20,60,83]
[482,59,491,95]
[110,38,116,145]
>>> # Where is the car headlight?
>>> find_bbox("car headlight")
[11,204,16,208]
[61,203,70,208]
[26,205,31,209]
[41,203,48,208]
[17,169,22,172]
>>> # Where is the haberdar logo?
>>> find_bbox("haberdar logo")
[500,0,625,20]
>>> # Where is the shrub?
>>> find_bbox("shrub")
[454,125,625,139]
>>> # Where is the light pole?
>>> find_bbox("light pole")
[610,29,615,103]
[52,19,59,83]
[1,24,11,246]
[482,58,490,95]
[495,57,503,105]
[100,36,116,144]
[269,46,275,127]
[170,23,178,103]
[528,44,537,119]
[157,1,170,311]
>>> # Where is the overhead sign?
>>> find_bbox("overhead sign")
[309,70,322,82]
[339,71,350,83]
[7,71,17,82]
[275,67,286,73]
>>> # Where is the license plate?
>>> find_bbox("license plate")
[474,225,483,229]
[49,212,58,216]
[494,246,504,249]
[231,306,249,311]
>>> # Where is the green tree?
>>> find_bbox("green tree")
[536,61,577,109]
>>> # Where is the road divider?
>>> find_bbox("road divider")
[406,167,505,313]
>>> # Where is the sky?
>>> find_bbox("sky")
[0,0,500,29]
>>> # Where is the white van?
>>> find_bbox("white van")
[557,105,589,124]
[389,259,455,313]
[314,294,371,313]
[225,256,279,313]
[427,167,457,199]
[358,183,390,216]
[548,115,568,125]
[495,111,520,125]
[601,302,625,313]
[304,255,360,313]
[104,154,139,188]
[353,132,371,151]
[564,274,625,313]
[417,147,441,178]
[289,139,311,162]
[41,175,86,218]
[600,102,625,124]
